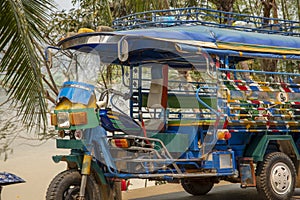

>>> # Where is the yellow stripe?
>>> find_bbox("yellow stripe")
[108,115,119,120]
[155,37,300,55]
[168,120,216,126]
[168,122,214,126]
[260,86,273,92]
[218,42,300,55]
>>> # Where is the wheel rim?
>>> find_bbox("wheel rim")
[270,162,292,195]
[64,186,80,200]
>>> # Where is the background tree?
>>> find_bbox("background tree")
[0,0,54,132]
[48,0,300,42]
[0,0,55,159]
[209,0,235,12]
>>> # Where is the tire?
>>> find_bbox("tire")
[256,152,296,200]
[181,179,214,196]
[112,181,122,200]
[46,170,101,200]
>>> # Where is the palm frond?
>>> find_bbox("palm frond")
[0,0,54,132]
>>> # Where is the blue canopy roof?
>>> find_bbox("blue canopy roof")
[57,24,300,61]
[117,25,300,55]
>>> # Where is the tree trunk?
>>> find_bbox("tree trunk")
[208,0,235,24]
[297,0,300,22]
[280,0,286,21]
[260,0,278,73]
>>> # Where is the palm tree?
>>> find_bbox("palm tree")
[0,0,54,132]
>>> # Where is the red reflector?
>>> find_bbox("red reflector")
[217,129,231,140]
[111,139,129,148]
[121,179,130,191]
[224,131,231,140]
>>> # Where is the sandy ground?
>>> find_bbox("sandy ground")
[0,137,156,200]
[1,138,68,200]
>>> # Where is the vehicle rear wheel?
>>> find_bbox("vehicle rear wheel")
[181,179,214,196]
[256,152,296,200]
[46,169,101,200]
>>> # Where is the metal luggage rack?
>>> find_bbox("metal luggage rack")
[113,7,300,36]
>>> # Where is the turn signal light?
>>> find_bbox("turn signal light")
[50,113,57,126]
[70,112,87,126]
[217,129,231,140]
[111,139,130,148]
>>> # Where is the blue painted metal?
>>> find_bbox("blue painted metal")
[196,87,220,116]
[57,81,95,105]
[113,7,299,36]
[116,25,300,51]
[49,7,300,184]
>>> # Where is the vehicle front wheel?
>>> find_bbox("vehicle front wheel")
[46,169,101,200]
[181,179,214,196]
[256,152,296,200]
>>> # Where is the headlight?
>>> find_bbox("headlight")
[57,112,70,128]
[52,112,88,128]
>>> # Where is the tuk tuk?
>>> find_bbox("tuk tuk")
[46,7,300,200]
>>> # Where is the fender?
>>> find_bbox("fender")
[53,138,107,185]
[244,135,300,162]
[52,154,107,185]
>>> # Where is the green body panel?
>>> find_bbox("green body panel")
[91,161,107,184]
[56,139,86,150]
[141,93,216,109]
[52,152,107,185]
[149,133,190,152]
[54,108,99,130]
[52,154,82,165]
[245,135,300,162]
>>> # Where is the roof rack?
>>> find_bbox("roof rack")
[113,7,300,36]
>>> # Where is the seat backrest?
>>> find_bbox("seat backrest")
[145,65,168,132]
[147,78,165,108]
[147,65,168,110]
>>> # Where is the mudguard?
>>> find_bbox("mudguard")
[244,135,300,162]
[52,154,107,185]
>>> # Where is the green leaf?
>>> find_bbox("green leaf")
[0,0,55,133]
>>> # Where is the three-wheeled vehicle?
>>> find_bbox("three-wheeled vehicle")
[46,7,300,200]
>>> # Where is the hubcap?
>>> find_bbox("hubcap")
[64,186,80,200]
[270,162,292,195]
